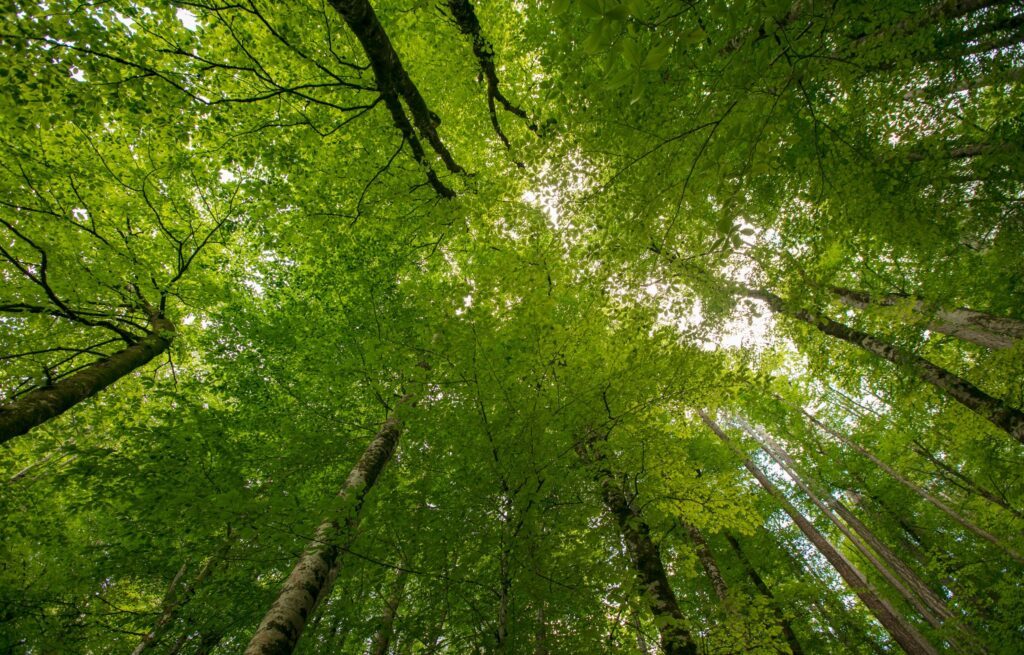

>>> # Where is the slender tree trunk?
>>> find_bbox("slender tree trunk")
[749,428,964,650]
[131,562,189,655]
[0,316,174,444]
[133,540,231,655]
[724,533,804,655]
[787,400,1024,565]
[831,287,1024,350]
[682,522,729,602]
[576,434,699,655]
[911,441,1024,521]
[746,288,1024,444]
[699,411,939,655]
[632,607,650,654]
[533,604,547,655]
[328,0,462,198]
[244,406,406,655]
[370,568,408,655]
[496,548,510,652]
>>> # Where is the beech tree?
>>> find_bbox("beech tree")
[1,1,1022,654]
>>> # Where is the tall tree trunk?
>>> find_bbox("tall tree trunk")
[682,522,729,602]
[724,533,804,655]
[244,406,406,655]
[787,400,1024,565]
[133,539,231,655]
[533,604,547,655]
[370,568,408,655]
[576,434,699,655]
[496,548,510,653]
[748,427,963,650]
[911,440,1024,521]
[746,288,1024,444]
[328,0,461,197]
[699,411,939,655]
[830,286,1024,350]
[131,562,188,655]
[631,608,650,654]
[0,315,174,444]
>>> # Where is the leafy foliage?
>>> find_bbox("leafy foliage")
[1,0,1023,653]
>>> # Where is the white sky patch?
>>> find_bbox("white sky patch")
[219,169,237,183]
[522,189,560,228]
[69,66,86,82]
[176,7,199,31]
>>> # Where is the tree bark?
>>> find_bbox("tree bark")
[911,440,1024,521]
[244,408,405,655]
[749,428,960,647]
[746,287,1024,444]
[576,434,699,655]
[831,286,1024,350]
[682,522,729,602]
[786,400,1024,565]
[446,0,535,148]
[0,315,174,444]
[699,411,940,655]
[329,0,461,197]
[369,567,408,655]
[724,533,804,655]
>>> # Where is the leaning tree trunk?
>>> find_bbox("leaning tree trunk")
[745,287,1024,444]
[682,522,729,602]
[831,286,1024,350]
[369,567,408,655]
[244,407,406,655]
[576,435,699,655]
[699,411,939,655]
[786,400,1024,565]
[724,533,804,655]
[748,428,966,650]
[133,538,232,655]
[0,315,175,444]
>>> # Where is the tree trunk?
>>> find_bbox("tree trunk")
[244,408,405,655]
[787,400,1024,565]
[497,548,510,652]
[682,522,729,602]
[746,288,1024,444]
[724,533,804,655]
[749,428,961,648]
[533,604,547,655]
[0,316,174,444]
[911,440,1024,521]
[133,540,231,655]
[328,0,461,197]
[831,287,1024,350]
[699,411,939,655]
[576,434,699,655]
[370,568,408,655]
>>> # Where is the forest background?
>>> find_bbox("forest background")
[1,0,1023,654]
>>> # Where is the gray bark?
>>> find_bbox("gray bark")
[244,408,405,655]
[576,433,699,655]
[0,315,174,444]
[745,287,1024,444]
[700,411,940,655]
[724,533,804,655]
[749,428,961,649]
[370,568,408,655]
[683,522,729,602]
[831,287,1024,350]
[789,401,1024,565]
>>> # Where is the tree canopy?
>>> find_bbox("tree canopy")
[1,0,1022,653]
